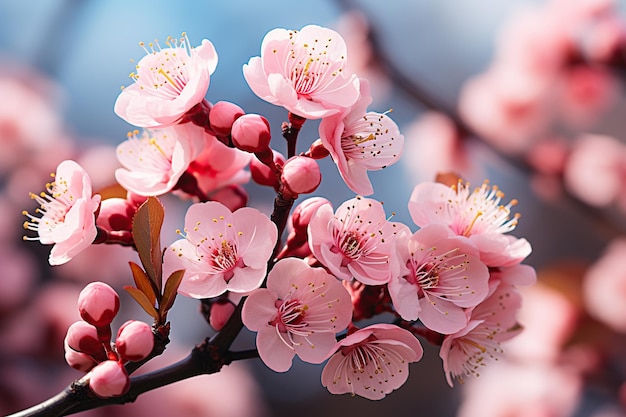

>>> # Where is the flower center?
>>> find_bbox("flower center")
[22,174,75,241]
[211,240,238,272]
[415,262,440,290]
[340,231,364,260]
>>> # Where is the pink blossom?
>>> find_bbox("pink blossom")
[208,100,245,137]
[440,283,522,386]
[22,160,101,266]
[583,238,626,333]
[318,78,403,196]
[321,323,423,400]
[243,25,360,119]
[115,320,154,362]
[163,201,277,299]
[242,257,352,372]
[114,33,218,128]
[388,224,490,334]
[409,181,532,267]
[77,281,120,328]
[89,360,130,398]
[308,196,402,285]
[115,123,206,196]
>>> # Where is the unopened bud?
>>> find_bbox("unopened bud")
[77,282,120,328]
[306,138,331,159]
[89,360,130,398]
[65,321,103,356]
[115,320,154,362]
[231,114,271,153]
[281,156,321,197]
[64,340,98,372]
[250,150,285,189]
[209,299,236,331]
[209,185,248,212]
[209,101,245,137]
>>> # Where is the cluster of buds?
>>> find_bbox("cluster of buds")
[64,282,154,398]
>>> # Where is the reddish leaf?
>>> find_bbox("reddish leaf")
[160,269,185,317]
[124,286,159,320]
[129,261,157,305]
[132,197,164,293]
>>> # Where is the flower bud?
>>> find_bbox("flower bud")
[89,360,130,398]
[65,321,103,356]
[231,114,271,153]
[281,156,321,197]
[209,185,248,212]
[64,340,98,372]
[96,198,136,245]
[291,197,331,232]
[77,282,120,328]
[209,101,245,137]
[250,150,285,189]
[306,138,331,159]
[209,299,236,331]
[115,320,154,362]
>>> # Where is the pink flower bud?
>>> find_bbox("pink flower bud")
[231,114,271,153]
[77,282,120,328]
[64,321,104,356]
[209,299,236,331]
[291,197,331,232]
[64,340,98,372]
[281,156,321,197]
[89,360,130,398]
[209,184,249,212]
[306,138,331,159]
[250,150,285,189]
[115,320,154,362]
[209,101,245,137]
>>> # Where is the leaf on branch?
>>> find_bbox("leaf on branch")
[124,285,159,319]
[160,269,185,319]
[129,261,157,305]
[132,196,164,293]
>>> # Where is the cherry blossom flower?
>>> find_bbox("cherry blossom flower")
[408,181,532,267]
[321,323,423,400]
[115,123,206,196]
[114,33,218,128]
[241,257,352,372]
[308,196,402,285]
[440,283,522,386]
[22,160,101,266]
[162,201,277,299]
[318,78,404,196]
[388,223,490,334]
[243,24,360,119]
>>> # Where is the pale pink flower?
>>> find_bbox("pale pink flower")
[308,196,402,285]
[115,123,206,196]
[243,24,360,119]
[114,33,218,128]
[22,160,101,266]
[241,257,352,372]
[440,283,522,386]
[163,201,277,299]
[318,78,403,196]
[321,323,423,400]
[388,223,489,334]
[583,238,626,333]
[409,181,532,267]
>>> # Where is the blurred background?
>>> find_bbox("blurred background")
[2,0,626,416]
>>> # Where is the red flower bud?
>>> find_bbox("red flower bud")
[281,156,321,197]
[231,114,271,153]
[250,150,285,189]
[115,320,154,362]
[209,299,236,331]
[77,282,120,328]
[65,320,104,356]
[209,101,245,137]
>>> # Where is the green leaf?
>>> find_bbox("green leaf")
[160,269,185,317]
[132,196,164,293]
[124,286,159,320]
[129,261,157,306]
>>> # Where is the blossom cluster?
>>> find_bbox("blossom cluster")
[20,23,535,404]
